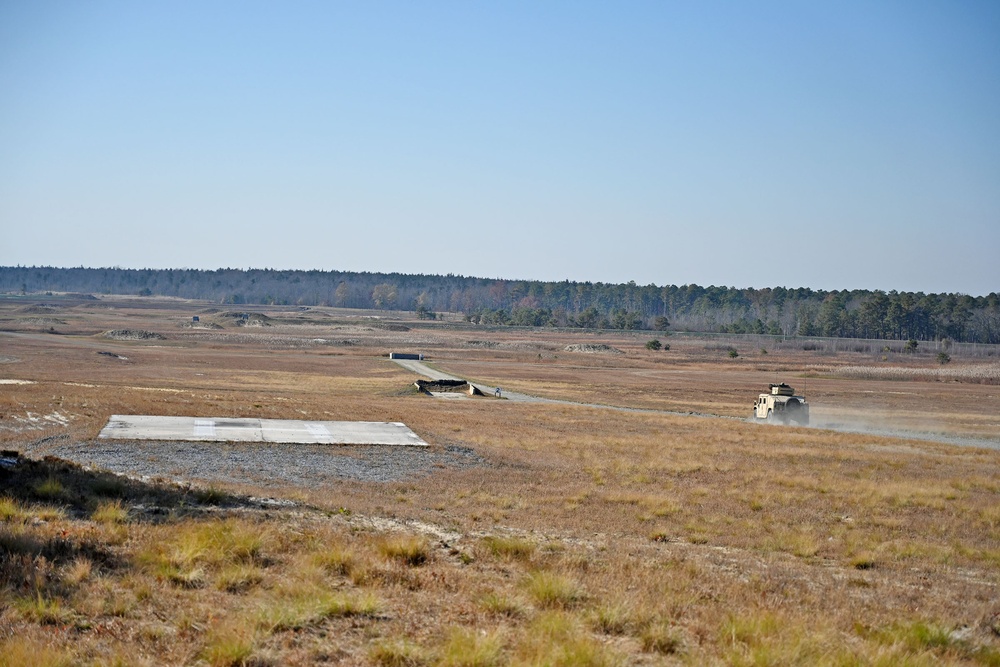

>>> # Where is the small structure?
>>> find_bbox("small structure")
[414,379,483,397]
[390,352,424,360]
[192,315,200,322]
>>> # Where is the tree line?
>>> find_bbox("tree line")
[1,266,997,344]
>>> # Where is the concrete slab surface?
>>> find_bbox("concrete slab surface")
[99,415,428,446]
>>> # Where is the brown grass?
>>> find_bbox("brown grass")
[0,295,998,665]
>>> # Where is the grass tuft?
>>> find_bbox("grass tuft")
[200,622,259,667]
[0,637,73,667]
[15,593,72,625]
[481,535,536,561]
[141,518,267,588]
[317,590,381,618]
[33,476,66,500]
[0,496,25,522]
[312,545,356,576]
[436,627,505,667]
[591,603,634,635]
[92,499,128,524]
[723,611,781,647]
[523,570,585,609]
[194,486,228,505]
[640,621,684,655]
[516,611,623,667]
[369,638,430,667]
[35,505,67,521]
[168,566,207,589]
[257,590,381,633]
[379,535,430,566]
[89,476,127,498]
[63,557,93,585]
[216,564,265,593]
[479,591,529,618]
[851,552,877,570]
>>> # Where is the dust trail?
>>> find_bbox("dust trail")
[806,419,1000,451]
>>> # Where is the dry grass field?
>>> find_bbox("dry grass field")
[1,294,999,666]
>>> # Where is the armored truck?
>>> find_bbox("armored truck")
[752,383,809,425]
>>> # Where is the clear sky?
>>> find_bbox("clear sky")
[1,1,998,295]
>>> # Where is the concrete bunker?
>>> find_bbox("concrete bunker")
[414,379,484,397]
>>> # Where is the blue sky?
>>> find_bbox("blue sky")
[1,1,998,295]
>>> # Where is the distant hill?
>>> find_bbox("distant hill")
[1,266,997,343]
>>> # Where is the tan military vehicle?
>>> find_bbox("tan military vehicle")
[752,383,809,425]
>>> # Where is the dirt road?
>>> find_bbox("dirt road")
[392,358,729,416]
[392,358,555,403]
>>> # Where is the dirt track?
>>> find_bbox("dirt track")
[392,358,554,403]
[393,358,743,417]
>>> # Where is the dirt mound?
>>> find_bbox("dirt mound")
[466,340,500,348]
[563,343,624,355]
[102,329,166,341]
[466,340,556,351]
[501,341,558,352]
[181,321,223,330]
[217,312,272,327]
[370,322,411,332]
[18,317,66,326]
[16,304,63,314]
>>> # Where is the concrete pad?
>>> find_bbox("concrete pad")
[99,415,428,446]
[259,419,427,445]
